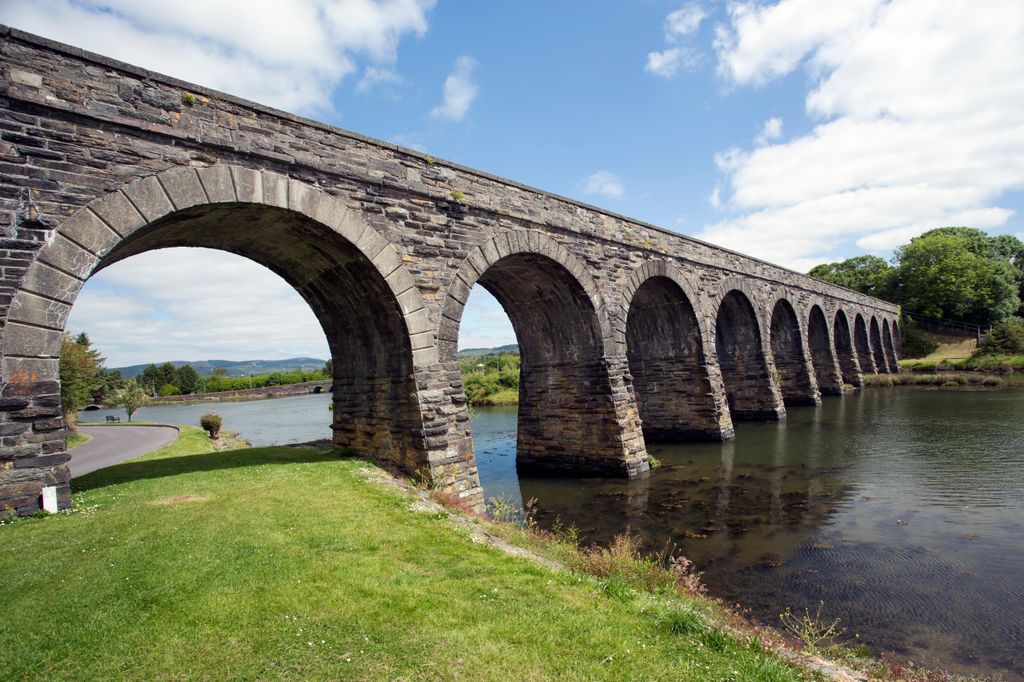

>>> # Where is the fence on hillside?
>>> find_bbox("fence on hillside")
[904,312,990,343]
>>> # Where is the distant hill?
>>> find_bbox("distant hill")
[114,357,327,379]
[457,344,519,357]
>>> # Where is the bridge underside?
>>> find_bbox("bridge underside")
[0,28,901,515]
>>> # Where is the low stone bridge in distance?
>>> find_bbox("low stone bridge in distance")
[0,28,901,514]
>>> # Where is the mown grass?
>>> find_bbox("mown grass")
[0,437,811,680]
[899,354,1024,373]
[65,432,92,449]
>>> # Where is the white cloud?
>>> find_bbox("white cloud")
[666,4,707,38]
[709,183,721,209]
[646,47,702,78]
[0,0,435,113]
[356,66,404,94]
[459,287,515,350]
[66,248,329,367]
[700,0,1024,270]
[646,3,706,77]
[582,170,625,199]
[755,117,782,145]
[430,56,478,122]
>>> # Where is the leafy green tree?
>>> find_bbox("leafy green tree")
[808,255,894,300]
[323,359,333,378]
[90,368,124,405]
[173,364,200,394]
[893,232,1019,324]
[114,380,148,422]
[59,333,103,434]
[911,228,1024,318]
[210,367,229,380]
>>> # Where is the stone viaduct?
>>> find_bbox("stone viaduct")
[0,28,900,514]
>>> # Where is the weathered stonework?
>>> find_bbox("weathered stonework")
[0,28,900,515]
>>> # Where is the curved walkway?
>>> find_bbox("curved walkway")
[70,425,179,478]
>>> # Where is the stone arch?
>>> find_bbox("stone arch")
[854,313,875,374]
[623,260,732,442]
[869,316,888,373]
[882,318,899,372]
[808,304,843,395]
[3,165,437,512]
[438,230,647,478]
[769,297,818,406]
[712,281,785,421]
[833,310,863,387]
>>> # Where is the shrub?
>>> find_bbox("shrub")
[979,317,1024,355]
[157,383,181,397]
[200,413,222,439]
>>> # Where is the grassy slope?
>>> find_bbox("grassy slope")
[1,435,806,680]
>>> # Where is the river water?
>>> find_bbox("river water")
[82,388,1024,678]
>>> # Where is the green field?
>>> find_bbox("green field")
[0,430,815,681]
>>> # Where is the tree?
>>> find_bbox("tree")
[210,367,229,380]
[114,380,148,422]
[158,383,181,397]
[60,333,103,435]
[90,368,124,405]
[323,359,333,378]
[173,364,200,394]
[808,255,894,300]
[979,317,1024,355]
[139,364,162,395]
[809,227,1024,325]
[893,232,1019,324]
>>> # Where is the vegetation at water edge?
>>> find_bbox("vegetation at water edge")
[460,352,520,405]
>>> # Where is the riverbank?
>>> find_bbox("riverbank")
[2,436,852,680]
[863,371,1022,388]
[147,379,332,405]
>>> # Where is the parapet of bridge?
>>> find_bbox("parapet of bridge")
[0,28,900,515]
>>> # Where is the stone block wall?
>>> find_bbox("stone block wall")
[0,28,900,514]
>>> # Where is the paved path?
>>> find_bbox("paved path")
[70,425,179,478]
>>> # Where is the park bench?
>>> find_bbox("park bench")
[105,415,121,423]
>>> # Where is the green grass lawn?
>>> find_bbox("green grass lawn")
[0,433,811,680]
[65,432,92,449]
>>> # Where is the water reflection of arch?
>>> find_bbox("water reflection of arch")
[439,230,648,477]
[622,260,732,442]
[807,304,844,395]
[832,309,863,387]
[768,296,819,406]
[711,278,786,421]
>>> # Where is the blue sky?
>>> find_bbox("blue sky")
[4,0,1022,366]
